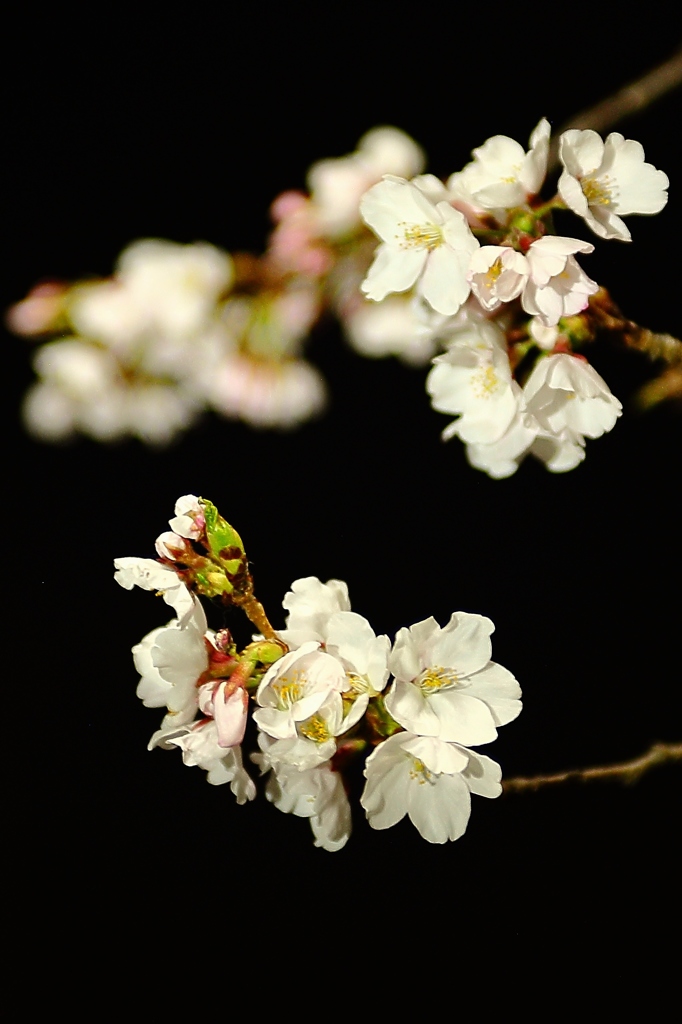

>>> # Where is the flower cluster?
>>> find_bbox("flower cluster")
[358,121,669,476]
[116,496,522,849]
[11,122,674,459]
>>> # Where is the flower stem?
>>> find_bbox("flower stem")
[502,741,682,793]
[234,593,279,641]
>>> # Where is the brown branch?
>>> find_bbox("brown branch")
[547,44,682,173]
[503,742,682,793]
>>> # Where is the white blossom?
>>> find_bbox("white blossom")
[360,175,479,316]
[465,407,540,479]
[278,576,351,649]
[133,595,209,729]
[385,612,521,746]
[524,352,622,439]
[468,245,529,312]
[256,735,352,852]
[253,642,348,741]
[558,130,669,241]
[426,319,520,445]
[449,118,551,211]
[522,236,599,327]
[361,733,502,844]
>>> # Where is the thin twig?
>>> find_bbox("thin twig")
[503,742,682,793]
[547,45,682,174]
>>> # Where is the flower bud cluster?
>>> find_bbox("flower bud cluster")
[358,120,668,476]
[116,496,522,849]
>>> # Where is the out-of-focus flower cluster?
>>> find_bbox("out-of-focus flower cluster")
[116,495,522,849]
[11,123,675,464]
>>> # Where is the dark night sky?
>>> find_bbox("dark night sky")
[7,10,681,951]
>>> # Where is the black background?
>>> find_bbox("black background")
[7,9,681,951]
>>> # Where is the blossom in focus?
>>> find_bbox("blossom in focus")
[361,733,502,844]
[522,236,599,327]
[426,320,521,445]
[524,352,623,439]
[464,408,540,479]
[558,130,669,241]
[360,175,479,316]
[449,118,551,210]
[385,612,521,746]
[468,246,529,312]
[257,735,352,851]
[253,641,349,740]
[278,576,351,648]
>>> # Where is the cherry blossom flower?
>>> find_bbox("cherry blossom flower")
[558,130,669,241]
[256,734,352,851]
[278,576,351,648]
[523,352,622,439]
[360,175,479,316]
[468,246,529,312]
[361,733,502,844]
[169,494,205,540]
[464,408,540,479]
[522,236,599,327]
[275,577,390,723]
[449,118,550,211]
[132,595,209,732]
[426,320,521,445]
[385,612,521,746]
[253,641,348,741]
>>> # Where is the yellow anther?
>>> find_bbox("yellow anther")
[300,714,331,744]
[400,223,444,251]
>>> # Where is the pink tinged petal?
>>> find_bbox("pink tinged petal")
[212,685,248,747]
[460,748,503,798]
[527,282,564,327]
[429,690,498,745]
[408,772,471,843]
[362,244,425,301]
[420,245,472,317]
[385,680,440,736]
[429,612,494,677]
[402,735,469,775]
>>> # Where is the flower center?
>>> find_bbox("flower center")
[273,673,303,709]
[398,222,444,251]
[408,756,436,785]
[471,363,503,398]
[300,714,332,744]
[346,671,378,696]
[416,665,460,694]
[484,258,504,288]
[581,175,614,207]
